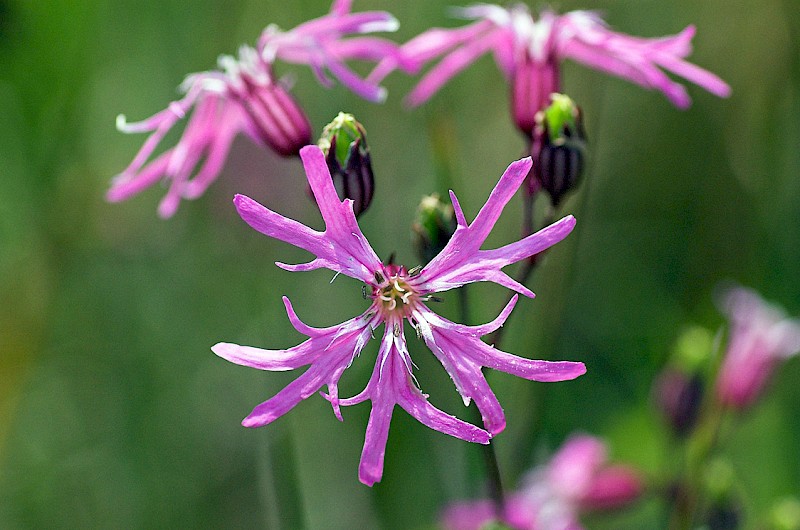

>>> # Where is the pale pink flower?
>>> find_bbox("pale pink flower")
[212,145,585,486]
[109,1,400,218]
[380,3,730,135]
[716,286,800,410]
[443,435,643,530]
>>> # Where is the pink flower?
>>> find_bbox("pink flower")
[716,286,800,410]
[212,145,585,486]
[109,1,401,218]
[382,3,730,135]
[442,435,643,530]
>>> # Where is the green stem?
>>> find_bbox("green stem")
[488,194,554,349]
[458,284,507,514]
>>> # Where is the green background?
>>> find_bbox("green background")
[1,0,799,528]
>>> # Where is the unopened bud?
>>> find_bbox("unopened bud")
[769,498,800,530]
[530,94,586,205]
[318,112,374,217]
[703,460,742,530]
[653,327,713,437]
[412,193,456,264]
[654,369,704,437]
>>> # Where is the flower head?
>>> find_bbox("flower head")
[442,435,643,530]
[109,1,401,218]
[213,145,585,485]
[385,3,730,135]
[716,285,800,410]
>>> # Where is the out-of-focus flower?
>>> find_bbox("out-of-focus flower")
[381,3,730,136]
[318,112,374,217]
[530,93,586,202]
[212,145,585,486]
[109,1,401,218]
[716,285,800,410]
[442,434,643,530]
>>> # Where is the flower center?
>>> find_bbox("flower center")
[371,269,419,317]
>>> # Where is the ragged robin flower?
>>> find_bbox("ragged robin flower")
[376,3,730,136]
[212,145,585,486]
[442,435,643,530]
[716,285,800,410]
[108,0,401,218]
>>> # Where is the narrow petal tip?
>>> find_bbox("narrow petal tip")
[115,114,129,131]
[211,342,236,361]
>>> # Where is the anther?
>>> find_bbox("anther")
[362,285,368,299]
[374,271,385,285]
[393,323,401,337]
[408,265,423,277]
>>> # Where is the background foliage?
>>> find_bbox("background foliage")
[1,0,799,528]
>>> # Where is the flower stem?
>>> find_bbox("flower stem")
[480,431,507,516]
[488,193,554,348]
[459,285,507,514]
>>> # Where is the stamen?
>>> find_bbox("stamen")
[408,265,422,277]
[393,323,401,337]
[424,295,444,303]
[362,285,367,299]
[374,271,385,285]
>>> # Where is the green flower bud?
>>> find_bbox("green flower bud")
[412,193,456,265]
[769,498,800,530]
[318,112,374,217]
[531,93,587,206]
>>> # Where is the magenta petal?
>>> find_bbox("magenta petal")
[406,26,504,106]
[212,341,321,371]
[357,383,396,486]
[241,363,331,427]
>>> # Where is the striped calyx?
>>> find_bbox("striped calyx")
[531,93,586,206]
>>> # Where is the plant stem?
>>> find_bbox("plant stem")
[488,194,554,348]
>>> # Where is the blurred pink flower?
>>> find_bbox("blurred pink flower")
[716,285,800,410]
[212,145,585,486]
[379,3,730,135]
[109,1,401,218]
[442,434,643,530]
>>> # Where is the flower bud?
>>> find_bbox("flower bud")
[768,498,800,530]
[318,112,374,217]
[412,193,456,264]
[653,326,714,437]
[654,369,704,437]
[703,459,742,530]
[530,93,586,205]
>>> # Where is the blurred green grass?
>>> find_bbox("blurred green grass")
[1,0,799,528]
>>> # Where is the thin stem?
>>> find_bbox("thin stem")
[488,193,555,349]
[458,284,507,515]
[479,427,507,515]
